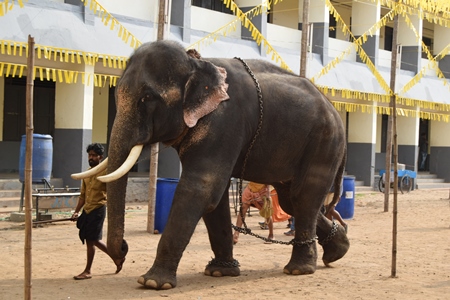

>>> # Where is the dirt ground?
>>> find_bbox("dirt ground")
[0,189,449,300]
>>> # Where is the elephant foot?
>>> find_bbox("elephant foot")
[204,258,240,277]
[320,222,350,266]
[282,242,317,275]
[137,269,177,290]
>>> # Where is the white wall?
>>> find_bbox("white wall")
[266,24,301,51]
[191,7,241,39]
[97,0,157,22]
[328,38,356,61]
[378,49,392,68]
[54,65,94,130]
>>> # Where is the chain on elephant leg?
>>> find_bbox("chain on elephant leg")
[204,258,241,277]
[283,232,318,275]
[319,222,350,266]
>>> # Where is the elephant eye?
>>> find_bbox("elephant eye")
[141,94,152,102]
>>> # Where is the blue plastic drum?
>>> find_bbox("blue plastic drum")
[335,176,355,219]
[155,178,179,233]
[19,134,53,183]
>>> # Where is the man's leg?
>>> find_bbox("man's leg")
[233,203,250,244]
[73,240,96,279]
[267,217,274,240]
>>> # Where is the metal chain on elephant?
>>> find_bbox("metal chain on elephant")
[318,220,338,246]
[231,57,317,247]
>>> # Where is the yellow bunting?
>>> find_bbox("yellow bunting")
[81,0,141,49]
[190,1,292,72]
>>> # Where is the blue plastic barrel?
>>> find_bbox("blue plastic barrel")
[336,176,355,219]
[155,178,179,233]
[19,134,53,183]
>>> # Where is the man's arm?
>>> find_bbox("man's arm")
[71,180,86,220]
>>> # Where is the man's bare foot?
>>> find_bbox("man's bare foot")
[264,235,274,244]
[73,272,92,280]
[115,257,126,274]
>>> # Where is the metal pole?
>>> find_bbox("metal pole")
[24,34,35,300]
[300,0,310,77]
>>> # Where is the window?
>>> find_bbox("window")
[192,0,231,14]
[422,36,433,59]
[3,77,55,141]
[384,26,393,51]
[329,14,337,38]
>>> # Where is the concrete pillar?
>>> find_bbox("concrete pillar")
[92,85,109,144]
[299,0,329,64]
[171,0,191,43]
[237,0,267,56]
[0,77,4,141]
[434,25,450,79]
[397,114,420,173]
[346,109,377,186]
[429,120,450,182]
[53,64,95,187]
[398,13,422,73]
[351,0,380,66]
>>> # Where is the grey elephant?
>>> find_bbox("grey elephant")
[72,40,349,290]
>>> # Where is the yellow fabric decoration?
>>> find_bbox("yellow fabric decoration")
[81,0,141,49]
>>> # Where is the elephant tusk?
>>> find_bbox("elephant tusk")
[97,144,143,183]
[71,158,108,180]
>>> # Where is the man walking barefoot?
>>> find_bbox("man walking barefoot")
[71,143,125,280]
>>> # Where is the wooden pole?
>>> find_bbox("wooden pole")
[24,34,35,300]
[147,0,167,233]
[388,2,400,278]
[300,0,310,77]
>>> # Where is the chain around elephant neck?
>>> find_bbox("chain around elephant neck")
[231,58,319,247]
[233,57,263,197]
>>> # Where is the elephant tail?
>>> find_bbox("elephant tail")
[325,148,347,215]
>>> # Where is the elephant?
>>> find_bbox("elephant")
[72,40,349,290]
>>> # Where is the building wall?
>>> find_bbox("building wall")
[191,7,241,38]
[1,0,450,185]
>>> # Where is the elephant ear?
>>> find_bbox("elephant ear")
[183,59,229,128]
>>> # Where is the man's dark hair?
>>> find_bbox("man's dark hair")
[86,143,104,156]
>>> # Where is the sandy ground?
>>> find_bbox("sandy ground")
[0,189,449,300]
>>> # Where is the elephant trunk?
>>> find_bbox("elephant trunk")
[105,122,136,259]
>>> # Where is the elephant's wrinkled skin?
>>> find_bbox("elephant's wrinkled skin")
[105,40,349,290]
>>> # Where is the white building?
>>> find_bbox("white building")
[1,0,449,189]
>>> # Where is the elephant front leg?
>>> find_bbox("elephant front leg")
[202,188,240,277]
[316,213,350,266]
[137,188,206,289]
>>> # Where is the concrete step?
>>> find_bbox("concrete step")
[417,178,445,183]
[416,182,450,189]
[355,186,375,193]
[416,172,438,179]
[0,195,21,213]
[0,179,22,190]
[0,189,22,198]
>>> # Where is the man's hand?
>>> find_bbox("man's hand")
[70,212,79,221]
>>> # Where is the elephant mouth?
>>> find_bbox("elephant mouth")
[70,144,143,182]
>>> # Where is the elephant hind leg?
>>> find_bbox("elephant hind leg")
[204,258,241,277]
[283,242,318,275]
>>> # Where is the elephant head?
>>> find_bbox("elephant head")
[72,40,229,259]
